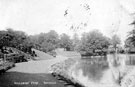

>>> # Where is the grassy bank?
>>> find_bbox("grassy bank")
[0,72,66,87]
[50,58,84,87]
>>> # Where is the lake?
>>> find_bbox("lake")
[70,54,135,87]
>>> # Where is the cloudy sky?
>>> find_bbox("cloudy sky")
[0,0,135,44]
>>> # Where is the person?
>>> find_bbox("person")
[32,51,37,57]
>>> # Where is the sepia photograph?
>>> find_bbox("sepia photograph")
[0,0,135,87]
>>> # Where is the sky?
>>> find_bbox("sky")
[0,0,135,45]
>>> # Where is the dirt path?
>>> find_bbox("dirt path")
[8,55,68,73]
[0,50,68,87]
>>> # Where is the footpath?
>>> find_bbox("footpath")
[0,49,69,87]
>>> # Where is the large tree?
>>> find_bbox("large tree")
[29,30,59,52]
[7,28,27,48]
[46,30,59,48]
[125,20,135,53]
[0,28,27,48]
[60,33,73,51]
[0,28,33,54]
[78,30,110,56]
[125,19,135,47]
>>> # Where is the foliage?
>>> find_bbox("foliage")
[125,29,135,48]
[77,30,110,56]
[59,33,73,51]
[72,33,80,51]
[29,30,59,52]
[111,34,121,49]
[0,28,33,54]
[0,30,12,48]
[30,31,75,52]
[125,19,135,49]
[125,20,135,53]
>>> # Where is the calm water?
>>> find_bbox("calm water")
[76,56,109,81]
[71,54,135,87]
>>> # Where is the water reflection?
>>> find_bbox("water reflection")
[70,54,135,87]
[76,57,109,82]
[125,54,135,65]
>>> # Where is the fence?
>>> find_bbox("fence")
[125,54,135,65]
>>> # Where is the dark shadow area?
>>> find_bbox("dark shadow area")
[0,71,66,87]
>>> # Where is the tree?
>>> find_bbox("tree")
[19,37,34,53]
[60,33,73,51]
[111,34,121,51]
[78,30,110,56]
[124,20,135,53]
[0,28,34,54]
[0,30,12,48]
[29,30,59,52]
[125,28,135,47]
[46,30,59,48]
[0,28,27,48]
[72,33,80,51]
[125,36,133,48]
[6,28,27,48]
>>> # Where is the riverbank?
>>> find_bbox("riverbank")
[50,54,129,87]
[50,58,84,87]
[50,54,135,87]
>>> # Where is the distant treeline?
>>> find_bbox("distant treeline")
[0,29,120,56]
[29,30,112,55]
[0,29,74,54]
[29,30,73,52]
[1,28,135,56]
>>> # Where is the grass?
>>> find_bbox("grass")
[0,72,66,87]
[32,48,54,60]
